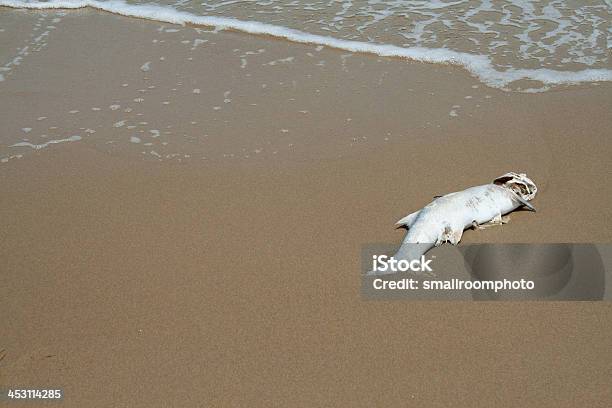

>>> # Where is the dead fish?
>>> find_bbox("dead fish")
[369,172,537,275]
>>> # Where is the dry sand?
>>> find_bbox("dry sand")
[1,9,612,407]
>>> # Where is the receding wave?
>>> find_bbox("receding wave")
[1,0,611,90]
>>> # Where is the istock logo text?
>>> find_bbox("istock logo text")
[372,255,433,273]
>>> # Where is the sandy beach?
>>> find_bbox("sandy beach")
[1,6,612,407]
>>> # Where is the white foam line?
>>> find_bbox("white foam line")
[1,0,611,89]
[10,135,82,150]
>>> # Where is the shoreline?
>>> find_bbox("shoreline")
[2,2,612,90]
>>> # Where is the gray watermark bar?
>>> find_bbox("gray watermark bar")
[361,244,612,301]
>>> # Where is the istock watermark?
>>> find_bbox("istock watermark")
[371,254,433,273]
[361,243,612,301]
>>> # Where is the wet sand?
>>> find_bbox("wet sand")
[1,9,612,407]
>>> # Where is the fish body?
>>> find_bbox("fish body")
[369,172,537,275]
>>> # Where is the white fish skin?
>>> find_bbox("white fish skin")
[369,173,537,275]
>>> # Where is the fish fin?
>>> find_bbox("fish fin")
[478,213,507,229]
[449,228,463,245]
[395,210,421,228]
[439,225,463,245]
[488,213,504,226]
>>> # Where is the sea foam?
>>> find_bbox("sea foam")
[10,135,82,150]
[1,0,611,90]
